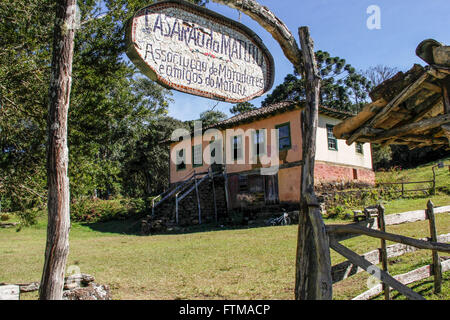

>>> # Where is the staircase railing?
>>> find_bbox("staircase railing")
[175,172,210,225]
[151,170,195,216]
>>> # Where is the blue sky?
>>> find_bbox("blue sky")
[129,0,450,121]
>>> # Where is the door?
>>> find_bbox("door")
[264,174,279,204]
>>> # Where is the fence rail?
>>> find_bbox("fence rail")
[328,200,449,300]
[377,179,435,196]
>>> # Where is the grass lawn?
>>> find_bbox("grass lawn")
[1,158,449,300]
[0,196,449,300]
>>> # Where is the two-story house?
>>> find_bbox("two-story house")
[166,101,374,211]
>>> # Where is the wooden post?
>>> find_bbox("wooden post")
[175,193,179,225]
[152,197,155,217]
[441,76,450,114]
[223,166,231,215]
[210,168,218,224]
[295,26,332,300]
[211,0,332,300]
[427,200,442,293]
[432,166,437,196]
[377,204,390,300]
[194,175,201,224]
[39,0,76,300]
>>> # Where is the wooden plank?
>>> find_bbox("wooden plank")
[353,259,450,300]
[370,113,450,143]
[331,205,450,242]
[329,240,425,300]
[194,176,202,224]
[441,76,450,114]
[333,99,387,139]
[331,233,450,284]
[377,204,390,299]
[326,224,450,253]
[0,285,20,300]
[384,209,426,225]
[427,200,442,293]
[384,205,450,226]
[346,72,429,145]
[328,219,377,242]
[422,82,442,93]
[442,124,450,144]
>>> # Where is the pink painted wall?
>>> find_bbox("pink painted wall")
[169,109,303,183]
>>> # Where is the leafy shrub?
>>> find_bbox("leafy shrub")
[71,198,146,223]
[16,209,39,226]
[1,213,10,221]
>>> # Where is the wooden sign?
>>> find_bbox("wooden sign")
[125,0,275,103]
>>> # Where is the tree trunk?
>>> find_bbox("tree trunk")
[39,0,76,300]
[295,26,332,300]
[211,0,333,300]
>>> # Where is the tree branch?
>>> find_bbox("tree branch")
[211,0,303,72]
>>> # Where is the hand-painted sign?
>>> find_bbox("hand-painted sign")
[125,0,274,103]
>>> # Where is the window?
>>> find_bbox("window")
[209,139,222,164]
[326,124,338,151]
[356,142,364,154]
[352,168,358,180]
[238,175,248,192]
[176,148,186,171]
[231,135,243,161]
[275,122,291,151]
[253,129,266,157]
[192,144,202,167]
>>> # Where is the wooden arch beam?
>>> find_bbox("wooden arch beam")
[211,0,303,73]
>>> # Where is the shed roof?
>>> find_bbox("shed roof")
[333,39,450,150]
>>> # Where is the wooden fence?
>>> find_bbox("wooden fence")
[327,201,450,300]
[377,180,435,196]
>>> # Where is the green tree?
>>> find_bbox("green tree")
[0,0,204,210]
[362,65,399,169]
[230,102,257,115]
[198,109,228,127]
[262,50,372,114]
[121,117,186,198]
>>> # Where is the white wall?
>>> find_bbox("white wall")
[316,115,373,169]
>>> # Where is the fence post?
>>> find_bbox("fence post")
[194,175,202,224]
[152,197,155,217]
[209,167,218,224]
[175,193,179,225]
[401,182,404,197]
[426,200,442,293]
[377,204,390,300]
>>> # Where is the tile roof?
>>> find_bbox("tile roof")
[161,100,353,144]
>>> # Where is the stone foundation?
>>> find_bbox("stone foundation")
[314,161,375,185]
[149,174,228,229]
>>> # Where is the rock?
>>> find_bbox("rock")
[18,282,39,293]
[65,273,95,286]
[63,282,111,300]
